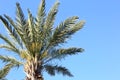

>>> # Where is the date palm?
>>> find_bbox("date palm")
[0,0,85,80]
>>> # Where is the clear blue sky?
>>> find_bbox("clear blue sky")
[0,0,120,80]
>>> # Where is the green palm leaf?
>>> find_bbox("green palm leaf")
[2,14,26,49]
[44,47,84,63]
[0,55,23,65]
[35,0,46,43]
[49,16,82,47]
[0,63,13,79]
[27,9,35,43]
[44,64,73,77]
[0,44,19,53]
[0,55,23,79]
[15,3,30,49]
[0,34,20,54]
[16,3,26,27]
[44,0,59,32]
[3,14,23,48]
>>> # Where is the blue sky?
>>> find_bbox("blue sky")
[0,0,120,80]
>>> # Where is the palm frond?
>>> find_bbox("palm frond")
[36,1,60,53]
[0,15,13,33]
[3,15,23,48]
[0,63,13,79]
[27,9,34,42]
[44,64,73,77]
[3,15,17,29]
[0,34,14,48]
[2,15,28,50]
[45,47,84,63]
[35,0,46,42]
[67,20,85,36]
[0,34,20,53]
[0,59,23,79]
[0,44,20,53]
[44,0,59,33]
[0,55,23,79]
[16,3,26,27]
[37,0,46,18]
[0,55,23,65]
[48,16,79,47]
[15,3,31,49]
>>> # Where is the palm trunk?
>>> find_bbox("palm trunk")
[24,59,43,80]
[25,75,43,80]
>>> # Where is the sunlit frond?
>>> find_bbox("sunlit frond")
[0,55,23,79]
[27,9,35,42]
[0,63,13,79]
[2,14,27,49]
[0,44,19,53]
[16,3,26,27]
[15,3,32,49]
[0,55,23,65]
[44,0,60,33]
[0,34,20,54]
[0,60,23,79]
[48,16,80,47]
[35,0,46,43]
[3,14,23,48]
[68,20,85,35]
[37,0,46,18]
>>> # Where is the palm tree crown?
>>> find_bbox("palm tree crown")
[0,0,85,80]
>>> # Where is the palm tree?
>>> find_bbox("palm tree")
[0,0,85,80]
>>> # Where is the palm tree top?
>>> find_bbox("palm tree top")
[0,0,85,79]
